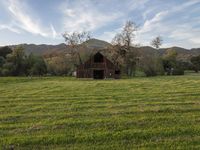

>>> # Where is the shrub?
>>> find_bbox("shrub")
[1,68,10,76]
[141,54,165,77]
[144,69,157,77]
[172,68,184,75]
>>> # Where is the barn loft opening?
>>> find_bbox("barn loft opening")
[93,70,104,79]
[94,52,104,63]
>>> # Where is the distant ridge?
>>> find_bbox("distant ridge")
[9,43,67,55]
[83,38,111,49]
[6,38,200,61]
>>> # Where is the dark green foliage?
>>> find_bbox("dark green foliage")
[0,68,10,76]
[2,46,27,76]
[27,54,47,75]
[144,69,157,77]
[141,54,164,77]
[191,55,200,72]
[172,68,184,75]
[179,61,193,71]
[31,59,47,75]
[0,46,12,58]
[125,49,138,76]
[162,50,177,72]
[162,59,172,72]
[0,56,5,67]
[9,46,26,76]
[0,47,47,76]
[162,49,184,76]
[173,61,185,75]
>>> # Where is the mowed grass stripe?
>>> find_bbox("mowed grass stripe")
[1,75,200,149]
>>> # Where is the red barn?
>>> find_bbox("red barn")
[77,52,120,79]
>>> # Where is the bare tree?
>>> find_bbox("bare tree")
[112,33,124,47]
[107,45,124,68]
[122,21,138,50]
[151,36,163,49]
[63,31,91,65]
[111,21,139,76]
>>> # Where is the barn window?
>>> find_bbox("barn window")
[94,53,104,63]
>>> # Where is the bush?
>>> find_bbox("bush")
[141,54,165,77]
[172,68,184,75]
[144,68,157,77]
[0,56,5,67]
[191,55,200,72]
[1,68,10,76]
[0,46,12,58]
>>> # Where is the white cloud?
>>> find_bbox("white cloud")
[142,6,157,20]
[50,24,58,38]
[137,0,200,48]
[140,11,169,34]
[97,27,123,42]
[172,0,200,12]
[7,0,48,37]
[127,0,149,11]
[4,0,60,39]
[60,0,149,33]
[61,0,150,41]
[61,0,122,33]
[0,24,21,34]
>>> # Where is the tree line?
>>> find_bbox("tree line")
[0,21,200,77]
[0,46,47,76]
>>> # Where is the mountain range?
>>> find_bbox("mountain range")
[7,39,200,61]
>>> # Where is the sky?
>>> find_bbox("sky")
[0,0,200,48]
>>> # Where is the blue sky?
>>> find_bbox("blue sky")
[0,0,200,48]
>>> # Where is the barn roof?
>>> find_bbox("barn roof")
[81,50,114,65]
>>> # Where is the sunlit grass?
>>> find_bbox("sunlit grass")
[1,75,200,149]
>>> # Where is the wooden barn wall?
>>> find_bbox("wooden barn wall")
[77,54,120,79]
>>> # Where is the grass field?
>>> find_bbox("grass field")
[1,75,200,149]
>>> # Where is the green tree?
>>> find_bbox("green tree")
[63,31,91,65]
[0,56,5,67]
[3,46,26,76]
[191,55,200,73]
[26,53,47,76]
[0,46,12,58]
[0,56,5,76]
[30,58,47,75]
[140,54,164,77]
[162,49,184,75]
[46,53,73,76]
[112,21,139,76]
[162,49,177,73]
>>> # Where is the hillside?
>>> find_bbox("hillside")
[7,39,200,61]
[9,43,67,55]
[83,38,111,49]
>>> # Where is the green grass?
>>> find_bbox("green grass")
[1,75,200,149]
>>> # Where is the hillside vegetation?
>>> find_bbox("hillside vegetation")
[1,75,200,149]
[8,39,200,61]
